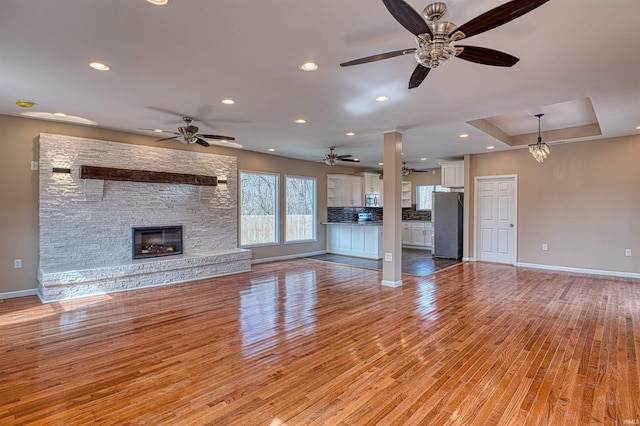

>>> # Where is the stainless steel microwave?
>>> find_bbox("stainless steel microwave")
[365,193,380,207]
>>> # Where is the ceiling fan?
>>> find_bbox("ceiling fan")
[143,116,236,147]
[324,147,360,165]
[402,162,431,176]
[340,0,549,88]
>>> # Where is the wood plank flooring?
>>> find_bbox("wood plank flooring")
[1,260,639,425]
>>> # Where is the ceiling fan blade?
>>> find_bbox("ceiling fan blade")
[340,48,416,67]
[337,154,354,159]
[408,64,431,89]
[195,138,211,147]
[200,134,236,141]
[156,136,179,142]
[382,0,432,38]
[339,158,361,163]
[454,0,549,39]
[456,45,519,67]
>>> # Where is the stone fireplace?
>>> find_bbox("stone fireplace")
[133,226,183,259]
[37,133,251,302]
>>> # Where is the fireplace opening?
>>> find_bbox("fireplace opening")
[132,226,183,259]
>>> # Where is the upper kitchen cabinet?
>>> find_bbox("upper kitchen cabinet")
[441,161,464,188]
[327,174,363,207]
[358,172,382,194]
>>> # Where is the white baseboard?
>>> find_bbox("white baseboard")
[381,279,403,288]
[516,262,640,279]
[251,250,327,265]
[462,257,475,262]
[0,288,38,300]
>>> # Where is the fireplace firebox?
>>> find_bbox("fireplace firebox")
[132,226,183,259]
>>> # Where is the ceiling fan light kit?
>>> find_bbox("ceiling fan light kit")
[147,116,236,148]
[341,0,548,88]
[324,147,360,166]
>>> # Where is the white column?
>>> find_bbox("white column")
[382,131,403,287]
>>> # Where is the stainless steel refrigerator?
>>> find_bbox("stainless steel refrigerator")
[432,192,463,259]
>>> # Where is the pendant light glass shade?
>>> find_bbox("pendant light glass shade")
[528,113,550,163]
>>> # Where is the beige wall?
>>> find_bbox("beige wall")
[468,134,640,273]
[0,115,359,293]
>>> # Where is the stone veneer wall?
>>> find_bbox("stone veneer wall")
[37,133,250,302]
[39,133,237,268]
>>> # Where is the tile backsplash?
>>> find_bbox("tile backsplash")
[327,206,431,222]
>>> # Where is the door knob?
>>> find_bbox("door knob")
[510,224,514,228]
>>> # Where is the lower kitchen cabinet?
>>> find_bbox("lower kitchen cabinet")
[402,221,432,248]
[326,224,383,259]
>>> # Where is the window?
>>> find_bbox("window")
[240,171,278,246]
[416,184,450,210]
[285,175,316,242]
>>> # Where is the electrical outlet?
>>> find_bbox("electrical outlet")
[625,249,632,257]
[384,253,392,261]
[13,259,22,269]
[542,244,548,251]
[30,161,38,171]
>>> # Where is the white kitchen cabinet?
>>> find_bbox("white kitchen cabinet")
[327,174,363,207]
[402,222,413,245]
[358,172,381,194]
[402,221,432,248]
[441,161,464,188]
[326,223,382,259]
[401,181,412,207]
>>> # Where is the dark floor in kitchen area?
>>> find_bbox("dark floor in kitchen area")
[306,248,461,276]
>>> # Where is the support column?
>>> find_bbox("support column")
[382,131,403,287]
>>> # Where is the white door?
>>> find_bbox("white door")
[475,175,517,264]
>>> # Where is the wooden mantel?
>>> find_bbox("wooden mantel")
[80,165,220,186]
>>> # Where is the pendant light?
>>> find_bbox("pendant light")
[528,113,550,163]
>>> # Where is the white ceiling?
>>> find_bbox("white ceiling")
[1,0,639,170]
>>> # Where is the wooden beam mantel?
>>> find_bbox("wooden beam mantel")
[80,165,220,186]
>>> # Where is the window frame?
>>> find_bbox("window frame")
[284,174,317,244]
[416,184,450,211]
[239,170,280,247]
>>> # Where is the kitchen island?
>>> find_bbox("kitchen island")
[323,222,383,260]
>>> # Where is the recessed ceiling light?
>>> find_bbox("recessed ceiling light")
[153,129,163,133]
[268,148,276,152]
[146,0,169,5]
[294,119,307,124]
[353,158,360,162]
[299,62,318,71]
[21,111,97,125]
[487,145,496,150]
[89,62,110,71]
[636,125,640,130]
[16,100,36,108]
[375,95,390,102]
[420,157,428,161]
[345,132,356,136]
[378,162,384,166]
[220,98,235,105]
[459,133,469,138]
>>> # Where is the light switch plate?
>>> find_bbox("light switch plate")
[384,253,392,261]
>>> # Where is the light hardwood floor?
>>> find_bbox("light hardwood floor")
[1,260,639,425]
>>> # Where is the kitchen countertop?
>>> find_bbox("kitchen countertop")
[322,221,383,226]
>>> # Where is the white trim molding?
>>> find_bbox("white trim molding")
[0,289,38,299]
[381,279,403,288]
[516,262,640,280]
[252,251,327,264]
